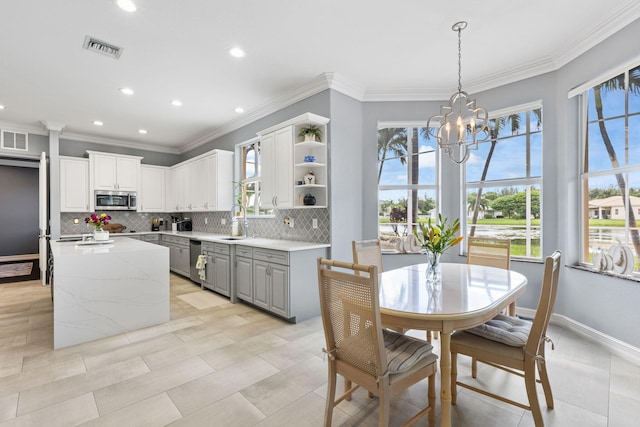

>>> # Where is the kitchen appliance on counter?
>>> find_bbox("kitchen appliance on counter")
[95,191,137,211]
[151,218,160,231]
[176,218,192,232]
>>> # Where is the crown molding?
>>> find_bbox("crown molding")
[60,131,181,155]
[180,72,350,153]
[0,121,48,136]
[552,0,640,70]
[40,121,66,132]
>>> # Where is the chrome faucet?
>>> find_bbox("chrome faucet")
[231,204,249,237]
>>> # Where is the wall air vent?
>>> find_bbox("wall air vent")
[1,130,28,151]
[82,35,123,59]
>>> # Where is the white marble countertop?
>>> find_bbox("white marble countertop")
[59,231,330,252]
[51,236,164,256]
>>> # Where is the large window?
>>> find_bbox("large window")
[237,138,271,216]
[580,65,640,274]
[465,105,543,259]
[377,125,438,249]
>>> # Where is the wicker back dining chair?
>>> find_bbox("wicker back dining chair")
[352,239,384,277]
[451,251,562,427]
[317,258,438,427]
[467,236,511,270]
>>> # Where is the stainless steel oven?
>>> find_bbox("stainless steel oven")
[95,191,137,211]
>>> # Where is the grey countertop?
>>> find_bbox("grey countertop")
[60,231,330,252]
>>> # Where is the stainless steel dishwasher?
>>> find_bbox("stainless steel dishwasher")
[189,240,202,283]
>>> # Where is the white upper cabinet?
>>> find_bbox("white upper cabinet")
[203,150,233,211]
[261,126,294,209]
[60,156,89,212]
[139,165,167,212]
[258,113,329,209]
[169,149,233,212]
[88,151,142,192]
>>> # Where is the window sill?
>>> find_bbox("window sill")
[569,263,640,283]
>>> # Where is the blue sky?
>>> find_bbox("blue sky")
[378,112,542,205]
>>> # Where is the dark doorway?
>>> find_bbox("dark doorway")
[0,162,40,282]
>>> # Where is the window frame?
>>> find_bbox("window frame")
[577,64,640,273]
[235,136,273,218]
[463,102,544,260]
[377,122,440,244]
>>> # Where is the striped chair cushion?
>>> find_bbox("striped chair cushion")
[465,314,531,347]
[383,329,434,374]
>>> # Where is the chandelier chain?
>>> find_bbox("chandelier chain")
[457,27,462,93]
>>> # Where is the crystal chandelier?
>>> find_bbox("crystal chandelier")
[427,21,491,164]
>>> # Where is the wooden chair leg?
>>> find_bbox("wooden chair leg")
[471,357,478,378]
[525,360,544,427]
[378,383,391,427]
[344,378,352,401]
[428,372,436,426]
[451,352,458,405]
[325,363,337,427]
[537,358,554,408]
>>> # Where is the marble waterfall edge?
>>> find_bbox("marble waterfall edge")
[51,238,170,349]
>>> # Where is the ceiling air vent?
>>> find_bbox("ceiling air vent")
[82,35,123,59]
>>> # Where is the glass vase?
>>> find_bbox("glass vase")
[425,251,441,284]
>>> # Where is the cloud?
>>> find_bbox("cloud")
[419,144,436,168]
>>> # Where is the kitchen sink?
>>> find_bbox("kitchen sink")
[218,236,246,240]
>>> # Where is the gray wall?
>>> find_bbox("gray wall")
[182,91,331,159]
[59,138,181,166]
[328,91,364,262]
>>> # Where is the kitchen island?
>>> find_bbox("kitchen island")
[50,237,169,349]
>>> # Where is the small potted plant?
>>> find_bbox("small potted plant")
[298,125,322,142]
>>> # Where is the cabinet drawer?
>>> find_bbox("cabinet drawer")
[163,235,188,246]
[214,243,230,255]
[235,245,252,258]
[202,242,214,252]
[253,248,289,265]
[143,234,160,243]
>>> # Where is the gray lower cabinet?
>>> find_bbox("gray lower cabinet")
[202,242,231,297]
[235,245,326,322]
[111,234,141,240]
[235,246,253,301]
[162,235,190,277]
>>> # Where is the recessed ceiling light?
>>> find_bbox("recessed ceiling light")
[235,107,244,113]
[93,120,104,126]
[120,87,134,95]
[171,100,182,107]
[0,105,5,110]
[138,129,147,134]
[228,47,246,58]
[115,0,137,12]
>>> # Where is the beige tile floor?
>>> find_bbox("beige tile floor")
[0,275,638,427]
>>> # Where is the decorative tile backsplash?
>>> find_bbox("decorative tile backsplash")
[60,208,330,243]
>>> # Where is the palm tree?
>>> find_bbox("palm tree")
[592,67,640,258]
[410,127,420,231]
[468,112,540,236]
[377,128,407,184]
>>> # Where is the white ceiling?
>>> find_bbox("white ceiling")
[1,0,639,154]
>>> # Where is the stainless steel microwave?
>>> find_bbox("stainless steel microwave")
[95,191,137,211]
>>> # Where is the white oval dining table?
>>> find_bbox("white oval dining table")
[378,262,528,427]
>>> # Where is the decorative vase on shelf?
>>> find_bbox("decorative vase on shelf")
[425,251,441,284]
[93,230,110,241]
